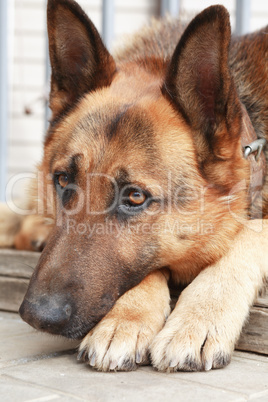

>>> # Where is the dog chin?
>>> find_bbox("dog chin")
[31,320,98,340]
[59,321,99,340]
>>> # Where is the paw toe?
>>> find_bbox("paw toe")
[78,320,154,372]
[202,337,232,370]
[212,352,231,369]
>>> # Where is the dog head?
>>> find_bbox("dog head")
[20,0,248,338]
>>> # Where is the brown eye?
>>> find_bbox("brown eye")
[57,173,69,188]
[128,190,146,206]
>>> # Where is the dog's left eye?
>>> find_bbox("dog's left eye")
[128,190,146,206]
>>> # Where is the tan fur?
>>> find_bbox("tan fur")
[14,215,52,251]
[0,203,23,248]
[1,1,267,372]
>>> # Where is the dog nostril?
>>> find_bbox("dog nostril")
[19,297,73,335]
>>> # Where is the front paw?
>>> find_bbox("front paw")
[14,215,52,251]
[78,309,168,371]
[150,311,233,372]
[78,270,171,371]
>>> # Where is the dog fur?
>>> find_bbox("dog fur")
[1,0,268,371]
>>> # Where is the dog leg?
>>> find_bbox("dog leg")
[0,201,52,251]
[78,269,170,371]
[0,203,23,248]
[14,215,53,251]
[150,221,268,372]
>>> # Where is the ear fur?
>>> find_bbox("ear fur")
[163,5,241,164]
[47,0,116,120]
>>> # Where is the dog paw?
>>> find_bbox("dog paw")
[78,270,170,371]
[14,215,52,251]
[150,313,233,372]
[0,203,23,247]
[78,316,152,371]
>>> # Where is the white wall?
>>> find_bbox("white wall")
[7,0,268,198]
[180,0,268,32]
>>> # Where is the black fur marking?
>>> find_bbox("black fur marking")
[213,352,231,368]
[180,355,203,372]
[115,168,131,188]
[120,358,136,371]
[106,106,131,141]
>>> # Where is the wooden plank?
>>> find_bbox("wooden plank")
[255,284,268,308]
[0,276,29,312]
[0,249,40,278]
[0,249,40,312]
[255,296,268,309]
[236,307,268,355]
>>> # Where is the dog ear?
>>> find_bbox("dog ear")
[47,0,116,120]
[163,5,241,164]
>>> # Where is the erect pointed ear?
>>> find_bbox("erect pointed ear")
[163,5,241,164]
[47,0,116,120]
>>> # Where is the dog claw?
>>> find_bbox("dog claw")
[89,352,96,366]
[169,359,177,368]
[204,359,212,371]
[135,351,142,364]
[77,348,86,361]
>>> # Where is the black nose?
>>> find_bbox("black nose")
[19,295,72,334]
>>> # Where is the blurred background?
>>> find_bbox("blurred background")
[0,0,267,201]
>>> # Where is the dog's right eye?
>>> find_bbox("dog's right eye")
[115,186,152,220]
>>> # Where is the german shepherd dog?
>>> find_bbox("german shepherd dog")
[2,0,268,371]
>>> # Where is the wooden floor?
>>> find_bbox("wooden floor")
[0,311,268,402]
[0,249,267,401]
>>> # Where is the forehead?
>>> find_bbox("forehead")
[47,93,158,172]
